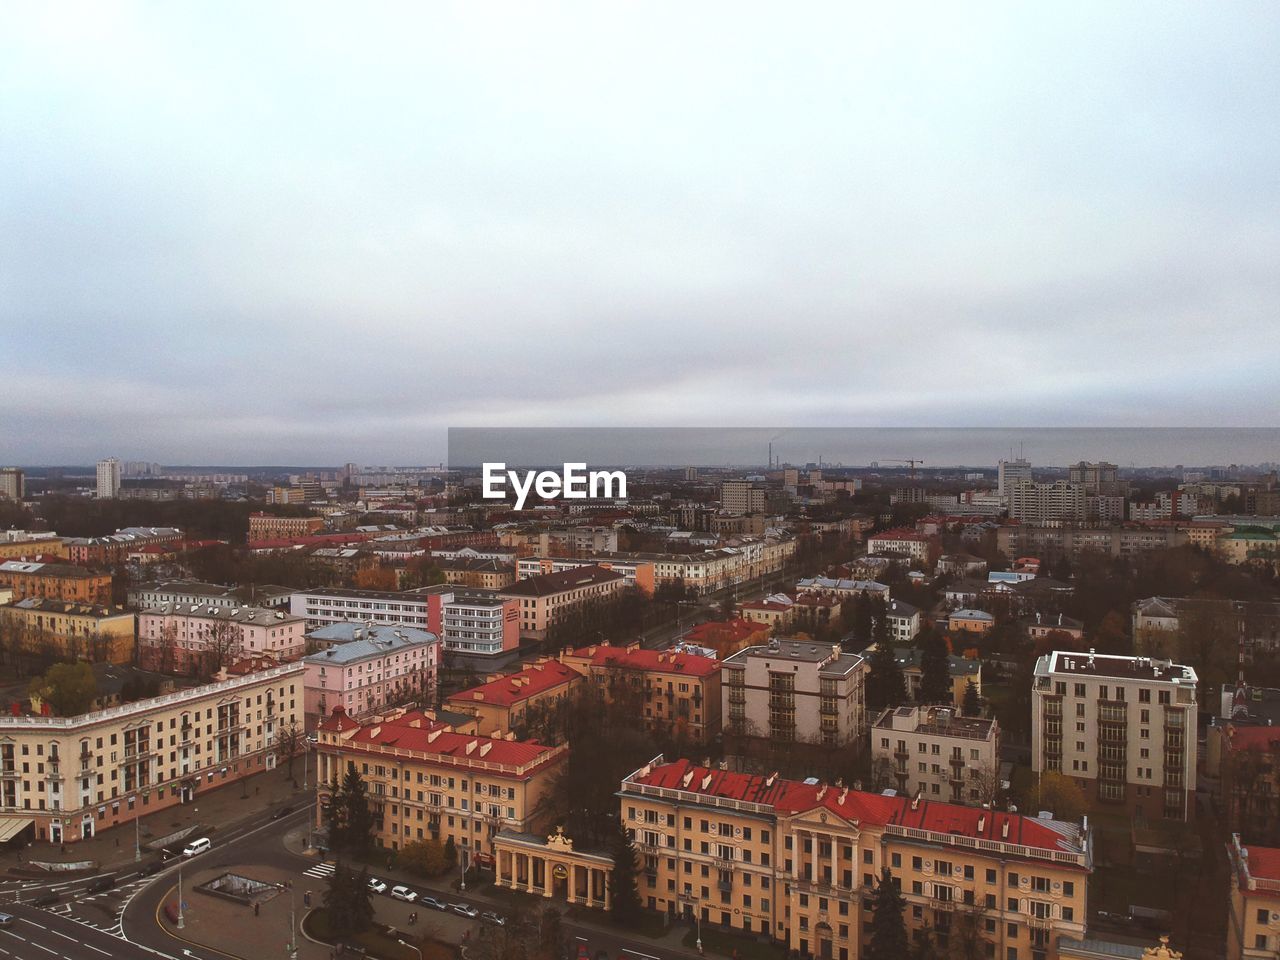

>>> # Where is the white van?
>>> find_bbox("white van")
[182,838,211,857]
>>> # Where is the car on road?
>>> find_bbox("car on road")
[182,837,212,857]
[85,875,115,893]
[368,878,388,894]
[32,892,59,907]
[271,805,294,819]
[480,911,505,926]
[390,885,417,902]
[0,914,12,928]
[419,895,448,911]
[452,903,479,918]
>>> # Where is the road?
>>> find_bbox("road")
[0,906,159,960]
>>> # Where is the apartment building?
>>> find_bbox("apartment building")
[444,659,581,737]
[1032,651,1197,821]
[873,705,1002,805]
[313,705,567,859]
[1227,834,1280,960]
[439,558,517,590]
[720,479,783,515]
[290,586,520,658]
[302,624,440,729]
[996,523,1187,562]
[95,458,121,499]
[997,458,1033,499]
[0,468,23,501]
[867,530,931,562]
[0,661,303,843]
[949,609,995,635]
[795,578,890,602]
[892,649,983,708]
[616,756,1089,959]
[0,531,67,561]
[499,566,626,642]
[1067,462,1121,495]
[248,513,325,541]
[0,599,135,664]
[722,639,866,747]
[65,527,184,565]
[1008,482,1086,524]
[886,600,922,643]
[516,556,655,594]
[559,643,721,742]
[0,561,112,605]
[128,580,293,611]
[137,604,306,673]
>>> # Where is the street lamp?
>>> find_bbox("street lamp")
[459,845,468,892]
[135,811,141,862]
[177,865,185,930]
[398,940,423,960]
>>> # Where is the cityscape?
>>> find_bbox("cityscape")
[4,4,1279,960]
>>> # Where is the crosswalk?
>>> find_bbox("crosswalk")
[303,861,336,880]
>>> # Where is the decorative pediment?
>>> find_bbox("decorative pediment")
[546,825,574,851]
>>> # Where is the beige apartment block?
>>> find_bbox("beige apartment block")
[872,705,1001,805]
[0,662,304,844]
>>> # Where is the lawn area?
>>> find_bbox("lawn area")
[303,907,452,960]
[680,926,784,960]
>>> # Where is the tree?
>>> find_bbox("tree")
[156,619,180,674]
[947,903,990,960]
[323,861,374,937]
[852,592,874,646]
[917,628,952,705]
[719,592,737,621]
[538,907,566,960]
[274,721,303,782]
[866,643,907,713]
[1092,610,1130,656]
[961,680,982,718]
[872,596,890,647]
[1026,770,1088,822]
[444,835,457,865]
[29,662,97,716]
[400,839,451,877]
[607,816,641,925]
[339,768,374,853]
[203,618,243,677]
[355,563,398,591]
[866,868,908,960]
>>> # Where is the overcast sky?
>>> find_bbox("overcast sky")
[2,2,1279,465]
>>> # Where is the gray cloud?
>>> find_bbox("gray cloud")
[2,2,1279,464]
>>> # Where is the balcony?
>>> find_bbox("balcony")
[1027,915,1053,931]
[717,879,732,893]
[894,748,910,760]
[1098,705,1127,725]
[1043,700,1063,718]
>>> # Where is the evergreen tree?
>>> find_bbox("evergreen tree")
[917,627,952,705]
[867,642,907,712]
[340,768,374,853]
[539,907,566,960]
[324,774,346,851]
[324,861,373,937]
[872,596,890,647]
[444,835,458,865]
[350,865,375,931]
[962,679,982,717]
[866,868,908,960]
[606,816,641,925]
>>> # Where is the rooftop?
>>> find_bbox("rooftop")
[146,602,304,627]
[625,758,1085,861]
[9,597,130,617]
[567,643,720,677]
[724,638,841,665]
[446,660,580,708]
[1037,650,1197,685]
[304,625,439,664]
[0,560,103,579]
[500,565,624,597]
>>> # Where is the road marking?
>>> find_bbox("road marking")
[84,945,111,956]
[29,942,57,955]
[621,951,661,960]
[50,929,77,942]
[1,932,25,942]
[19,918,47,930]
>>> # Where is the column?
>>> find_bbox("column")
[544,857,554,898]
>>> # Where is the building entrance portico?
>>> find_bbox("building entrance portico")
[493,827,614,912]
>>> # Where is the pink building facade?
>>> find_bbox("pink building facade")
[301,624,440,730]
[138,603,307,673]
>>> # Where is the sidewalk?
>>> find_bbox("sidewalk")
[1,765,312,875]
[282,831,725,960]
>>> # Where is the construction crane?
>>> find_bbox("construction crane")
[880,458,925,479]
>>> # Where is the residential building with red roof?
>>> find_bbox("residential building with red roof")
[682,618,771,658]
[598,755,1090,958]
[314,704,567,862]
[444,659,582,737]
[867,528,932,562]
[1228,833,1280,960]
[560,642,722,743]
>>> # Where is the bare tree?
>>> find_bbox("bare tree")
[275,720,304,783]
[203,618,243,678]
[156,619,180,674]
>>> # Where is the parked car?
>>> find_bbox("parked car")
[419,895,448,911]
[0,914,12,928]
[390,885,417,902]
[368,878,388,895]
[452,903,479,918]
[480,911,505,926]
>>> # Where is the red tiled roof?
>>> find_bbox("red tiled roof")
[633,759,1081,858]
[869,529,928,541]
[741,600,790,611]
[446,661,580,708]
[570,644,720,677]
[248,533,375,549]
[344,711,558,768]
[1244,845,1280,884]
